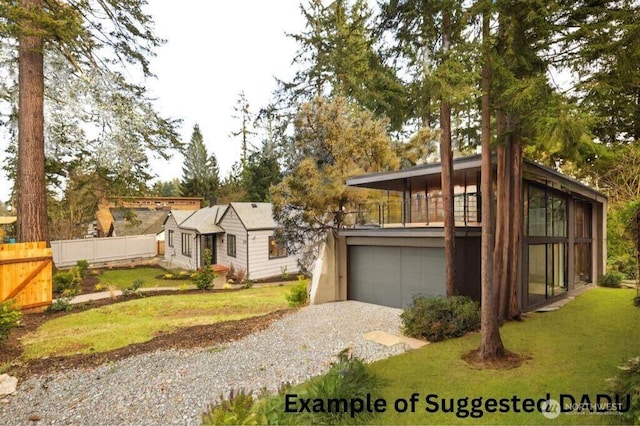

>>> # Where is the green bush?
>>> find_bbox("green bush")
[633,296,640,308]
[76,259,90,279]
[193,267,215,290]
[122,279,144,296]
[259,355,383,425]
[600,271,624,288]
[285,276,308,307]
[53,269,81,294]
[0,299,22,343]
[401,295,481,342]
[202,389,263,425]
[49,297,74,313]
[606,356,640,424]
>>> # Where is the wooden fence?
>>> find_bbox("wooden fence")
[0,242,53,310]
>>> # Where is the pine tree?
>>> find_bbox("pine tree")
[181,124,219,205]
[0,0,177,242]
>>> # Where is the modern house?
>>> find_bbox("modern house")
[163,202,300,280]
[312,154,607,311]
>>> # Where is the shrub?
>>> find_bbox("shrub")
[258,355,383,425]
[606,356,640,424]
[76,259,90,279]
[226,263,236,282]
[0,299,22,343]
[401,295,480,342]
[285,276,308,307]
[600,271,624,288]
[202,389,262,425]
[281,265,290,280]
[122,279,144,297]
[193,267,215,290]
[235,268,247,284]
[634,296,640,308]
[49,297,74,313]
[53,270,81,294]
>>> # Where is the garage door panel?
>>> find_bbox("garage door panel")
[348,245,445,309]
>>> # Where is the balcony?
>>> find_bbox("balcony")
[345,192,481,229]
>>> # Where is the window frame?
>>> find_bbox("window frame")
[268,235,287,259]
[227,234,236,258]
[167,229,174,247]
[181,232,192,257]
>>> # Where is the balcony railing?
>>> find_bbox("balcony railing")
[345,193,481,228]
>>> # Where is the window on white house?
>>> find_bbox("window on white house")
[168,230,174,247]
[182,233,192,257]
[268,236,287,259]
[227,234,236,257]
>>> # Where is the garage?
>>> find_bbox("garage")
[347,245,446,309]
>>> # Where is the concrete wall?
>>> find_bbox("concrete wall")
[51,234,156,268]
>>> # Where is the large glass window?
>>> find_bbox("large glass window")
[528,243,567,305]
[526,185,567,237]
[574,200,592,284]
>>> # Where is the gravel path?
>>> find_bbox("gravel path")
[0,301,405,425]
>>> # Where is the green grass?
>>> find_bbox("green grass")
[97,267,192,290]
[367,288,640,425]
[22,286,289,359]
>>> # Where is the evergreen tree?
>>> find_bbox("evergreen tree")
[276,0,408,131]
[181,124,219,205]
[242,142,281,202]
[271,97,399,269]
[0,0,178,242]
[230,91,255,169]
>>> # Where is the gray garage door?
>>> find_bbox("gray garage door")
[347,246,446,309]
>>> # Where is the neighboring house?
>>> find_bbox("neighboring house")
[313,154,607,311]
[164,203,300,280]
[92,197,202,238]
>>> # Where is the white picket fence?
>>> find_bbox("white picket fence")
[51,234,157,268]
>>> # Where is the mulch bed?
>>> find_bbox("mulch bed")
[2,292,294,380]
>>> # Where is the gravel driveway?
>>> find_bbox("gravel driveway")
[0,301,405,425]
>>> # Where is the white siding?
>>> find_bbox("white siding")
[247,230,300,280]
[218,207,249,273]
[164,216,198,270]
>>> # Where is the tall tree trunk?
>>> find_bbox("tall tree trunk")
[441,2,456,296]
[494,111,509,321]
[17,0,49,243]
[479,2,505,360]
[508,137,522,319]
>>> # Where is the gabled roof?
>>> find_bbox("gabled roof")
[177,205,226,234]
[113,209,169,237]
[167,209,195,226]
[224,202,277,231]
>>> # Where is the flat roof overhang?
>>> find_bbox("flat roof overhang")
[346,155,482,191]
[346,154,607,203]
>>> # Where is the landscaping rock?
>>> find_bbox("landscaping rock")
[0,374,17,396]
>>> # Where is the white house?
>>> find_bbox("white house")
[163,203,300,280]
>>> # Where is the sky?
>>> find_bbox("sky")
[0,0,306,203]
[146,1,306,186]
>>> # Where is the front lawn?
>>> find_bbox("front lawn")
[367,287,640,424]
[22,286,290,359]
[96,267,192,290]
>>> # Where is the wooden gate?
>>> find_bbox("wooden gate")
[0,242,53,310]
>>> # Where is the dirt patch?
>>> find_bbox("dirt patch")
[462,349,530,370]
[1,294,294,380]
